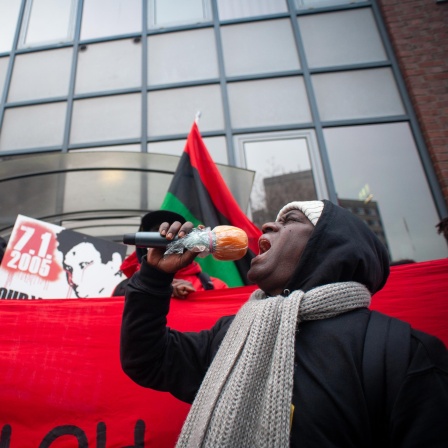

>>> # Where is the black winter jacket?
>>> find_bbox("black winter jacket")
[121,200,448,447]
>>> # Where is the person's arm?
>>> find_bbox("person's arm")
[120,220,232,403]
[120,260,232,402]
[389,332,448,447]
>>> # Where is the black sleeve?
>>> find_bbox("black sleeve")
[389,331,448,448]
[120,259,232,403]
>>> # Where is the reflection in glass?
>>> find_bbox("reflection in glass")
[75,39,141,94]
[324,123,448,262]
[149,0,211,28]
[63,170,149,213]
[228,77,311,128]
[8,48,72,102]
[0,174,60,225]
[60,216,142,243]
[312,68,405,121]
[0,0,22,52]
[299,9,386,68]
[20,0,75,48]
[243,138,317,226]
[147,85,224,136]
[221,20,300,77]
[81,0,141,40]
[148,29,218,85]
[217,0,287,21]
[70,94,141,144]
[0,102,66,151]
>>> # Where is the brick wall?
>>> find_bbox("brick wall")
[377,0,448,207]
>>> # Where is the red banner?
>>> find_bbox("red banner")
[0,258,447,447]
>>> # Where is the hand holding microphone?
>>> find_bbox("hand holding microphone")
[123,225,248,261]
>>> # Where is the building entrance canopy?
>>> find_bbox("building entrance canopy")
[0,152,255,244]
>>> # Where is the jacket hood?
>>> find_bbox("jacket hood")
[284,200,390,294]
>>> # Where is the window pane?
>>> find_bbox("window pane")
[0,175,60,223]
[0,103,66,151]
[299,9,386,68]
[0,57,9,99]
[63,170,148,213]
[324,123,448,262]
[149,0,211,28]
[81,0,141,40]
[228,77,311,128]
[296,0,364,9]
[149,136,228,164]
[0,0,22,52]
[221,19,300,77]
[243,137,317,226]
[20,0,75,48]
[8,48,72,101]
[70,94,141,144]
[147,85,224,136]
[62,170,173,214]
[312,68,405,121]
[217,0,287,21]
[75,39,141,94]
[148,29,218,85]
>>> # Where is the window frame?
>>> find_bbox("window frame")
[17,0,78,49]
[148,0,212,29]
[234,129,330,217]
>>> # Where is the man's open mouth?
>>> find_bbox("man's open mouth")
[258,238,271,255]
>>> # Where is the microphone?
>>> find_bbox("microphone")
[123,232,177,248]
[123,226,248,261]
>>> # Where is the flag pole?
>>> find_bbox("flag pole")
[195,110,202,125]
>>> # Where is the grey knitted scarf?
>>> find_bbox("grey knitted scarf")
[176,281,371,448]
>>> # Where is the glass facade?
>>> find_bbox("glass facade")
[298,8,386,68]
[324,123,448,261]
[75,39,142,94]
[0,102,67,150]
[221,19,300,76]
[81,0,141,39]
[147,28,219,85]
[0,0,22,53]
[0,0,446,263]
[18,0,76,48]
[8,47,73,101]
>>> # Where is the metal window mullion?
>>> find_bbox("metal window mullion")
[371,0,447,217]
[286,0,337,203]
[79,33,142,46]
[211,0,235,166]
[142,0,149,153]
[16,0,33,49]
[0,0,28,133]
[295,1,370,17]
[141,0,149,212]
[55,0,82,225]
[62,0,83,152]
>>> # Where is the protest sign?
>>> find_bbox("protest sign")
[0,215,126,299]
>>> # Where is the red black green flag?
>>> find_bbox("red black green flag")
[160,122,261,287]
